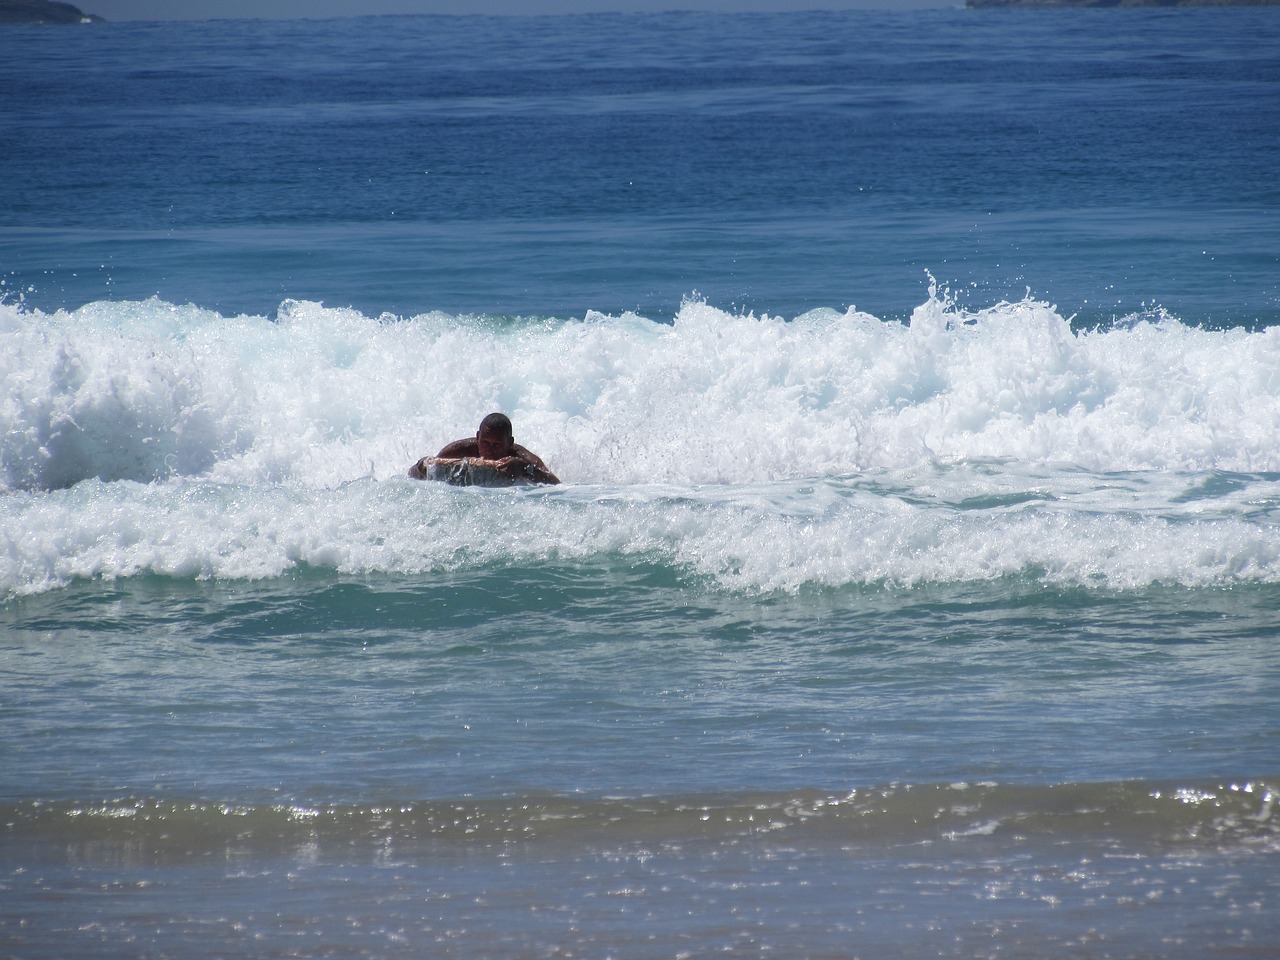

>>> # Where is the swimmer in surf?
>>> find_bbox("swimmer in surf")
[409,412,560,484]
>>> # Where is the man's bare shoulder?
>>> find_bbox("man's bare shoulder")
[436,438,480,458]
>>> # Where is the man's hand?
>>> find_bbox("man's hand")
[494,456,529,478]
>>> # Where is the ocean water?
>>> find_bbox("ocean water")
[2,8,1279,959]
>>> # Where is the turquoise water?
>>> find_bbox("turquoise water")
[2,9,1279,958]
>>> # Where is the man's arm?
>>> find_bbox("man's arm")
[511,444,560,484]
[518,460,560,484]
[409,438,479,479]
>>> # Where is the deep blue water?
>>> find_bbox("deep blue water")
[4,9,1279,323]
[2,9,1279,959]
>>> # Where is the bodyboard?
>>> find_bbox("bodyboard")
[422,457,523,487]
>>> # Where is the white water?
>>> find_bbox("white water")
[4,293,1280,595]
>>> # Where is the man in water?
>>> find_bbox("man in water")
[409,412,560,484]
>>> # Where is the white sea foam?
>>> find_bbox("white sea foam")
[4,468,1278,596]
[3,294,1280,595]
[5,293,1279,492]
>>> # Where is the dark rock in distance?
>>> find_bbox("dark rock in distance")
[0,0,104,23]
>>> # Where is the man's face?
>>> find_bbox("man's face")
[477,426,513,459]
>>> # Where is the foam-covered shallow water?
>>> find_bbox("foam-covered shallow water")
[4,295,1280,596]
